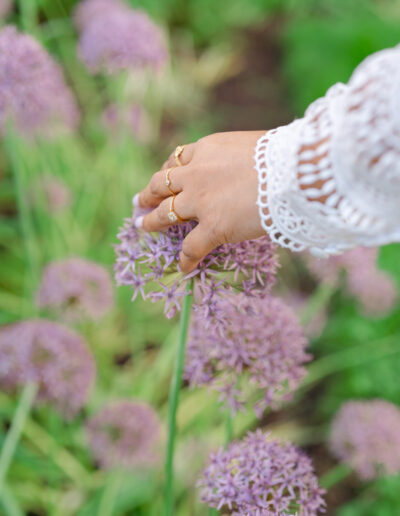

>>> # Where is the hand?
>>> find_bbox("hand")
[135,131,267,273]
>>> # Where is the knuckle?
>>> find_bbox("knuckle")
[156,207,164,224]
[182,240,199,261]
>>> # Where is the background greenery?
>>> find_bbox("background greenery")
[1,0,400,514]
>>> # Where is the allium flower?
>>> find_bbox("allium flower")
[0,0,12,18]
[75,0,168,75]
[198,430,326,515]
[330,400,400,480]
[307,247,397,316]
[0,319,95,417]
[34,175,71,214]
[101,103,146,139]
[36,257,114,322]
[115,209,279,320]
[185,293,311,416]
[86,400,161,470]
[0,26,80,137]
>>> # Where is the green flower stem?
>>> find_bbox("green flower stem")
[300,283,335,327]
[319,463,352,490]
[163,282,193,516]
[17,0,38,33]
[98,473,122,516]
[1,484,24,516]
[0,384,38,500]
[5,131,40,293]
[225,409,233,448]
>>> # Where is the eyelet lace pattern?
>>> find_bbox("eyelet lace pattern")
[254,45,400,257]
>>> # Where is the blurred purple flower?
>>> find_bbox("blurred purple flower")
[36,257,114,322]
[0,0,12,18]
[330,400,400,480]
[75,0,168,75]
[0,319,95,417]
[34,175,71,214]
[101,103,147,140]
[198,430,326,515]
[284,291,327,339]
[0,26,80,137]
[115,210,279,320]
[86,400,161,470]
[307,247,397,316]
[185,293,311,416]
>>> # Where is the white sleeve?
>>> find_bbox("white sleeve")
[254,44,400,258]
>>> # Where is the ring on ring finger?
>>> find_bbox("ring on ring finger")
[168,195,187,223]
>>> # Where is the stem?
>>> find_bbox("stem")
[163,283,193,516]
[300,283,335,327]
[1,484,24,516]
[225,410,233,448]
[320,463,352,490]
[17,0,37,33]
[5,131,40,293]
[0,384,37,498]
[98,473,121,516]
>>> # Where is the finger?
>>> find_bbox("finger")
[162,143,196,169]
[179,224,215,274]
[137,193,196,232]
[138,166,187,209]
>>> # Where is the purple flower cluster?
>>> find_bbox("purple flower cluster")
[74,0,168,75]
[86,400,161,470]
[330,400,400,480]
[307,247,397,316]
[115,212,279,320]
[185,293,311,416]
[0,26,80,137]
[198,430,326,515]
[0,319,95,417]
[36,257,114,323]
[0,0,12,18]
[101,103,145,139]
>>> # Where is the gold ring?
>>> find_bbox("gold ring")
[168,195,186,223]
[165,167,176,195]
[174,145,185,166]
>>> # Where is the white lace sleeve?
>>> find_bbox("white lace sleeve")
[254,45,400,258]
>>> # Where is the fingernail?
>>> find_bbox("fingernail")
[134,216,144,229]
[132,193,140,207]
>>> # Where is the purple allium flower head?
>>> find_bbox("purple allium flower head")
[185,293,311,416]
[0,26,80,137]
[0,0,12,18]
[330,400,400,481]
[0,319,95,417]
[34,175,71,214]
[101,103,146,139]
[307,247,397,316]
[115,209,279,320]
[86,400,161,470]
[75,0,168,75]
[36,257,114,322]
[198,430,326,515]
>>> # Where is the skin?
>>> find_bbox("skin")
[136,130,267,274]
